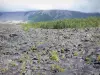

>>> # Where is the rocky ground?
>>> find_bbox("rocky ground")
[0,23,100,75]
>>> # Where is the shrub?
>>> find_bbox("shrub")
[61,48,65,53]
[0,68,8,73]
[97,55,100,61]
[30,46,37,52]
[22,17,100,29]
[85,57,91,64]
[50,50,59,61]
[10,61,17,67]
[51,64,65,72]
[73,51,78,56]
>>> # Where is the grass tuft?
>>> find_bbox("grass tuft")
[85,57,91,64]
[49,50,59,61]
[51,64,65,72]
[73,51,78,56]
[30,46,37,52]
[97,55,100,61]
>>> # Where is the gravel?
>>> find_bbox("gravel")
[0,23,100,75]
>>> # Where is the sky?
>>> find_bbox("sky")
[0,0,100,13]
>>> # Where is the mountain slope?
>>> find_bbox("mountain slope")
[0,11,36,21]
[0,10,100,22]
[28,10,100,22]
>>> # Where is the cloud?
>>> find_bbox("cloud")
[72,0,100,12]
[0,0,100,13]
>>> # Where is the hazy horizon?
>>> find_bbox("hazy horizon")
[0,0,100,13]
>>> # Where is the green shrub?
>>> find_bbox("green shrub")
[73,51,78,56]
[22,17,100,29]
[30,46,37,52]
[61,55,65,59]
[85,57,91,64]
[50,50,59,61]
[61,48,65,53]
[0,68,8,73]
[10,61,17,67]
[97,55,100,61]
[51,64,65,72]
[37,53,41,63]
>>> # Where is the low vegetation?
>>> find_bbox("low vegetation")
[51,64,65,72]
[85,57,91,64]
[61,48,65,53]
[9,61,17,67]
[61,55,65,59]
[20,61,26,75]
[49,50,59,61]
[37,53,41,63]
[73,51,78,56]
[22,17,100,29]
[30,46,37,52]
[0,68,8,73]
[97,55,100,61]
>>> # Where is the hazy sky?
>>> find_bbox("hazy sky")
[0,0,100,13]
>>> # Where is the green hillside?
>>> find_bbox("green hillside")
[23,17,100,30]
[28,13,53,22]
[28,10,100,22]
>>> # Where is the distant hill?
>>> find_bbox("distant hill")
[0,10,100,22]
[0,11,36,21]
[28,10,100,22]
